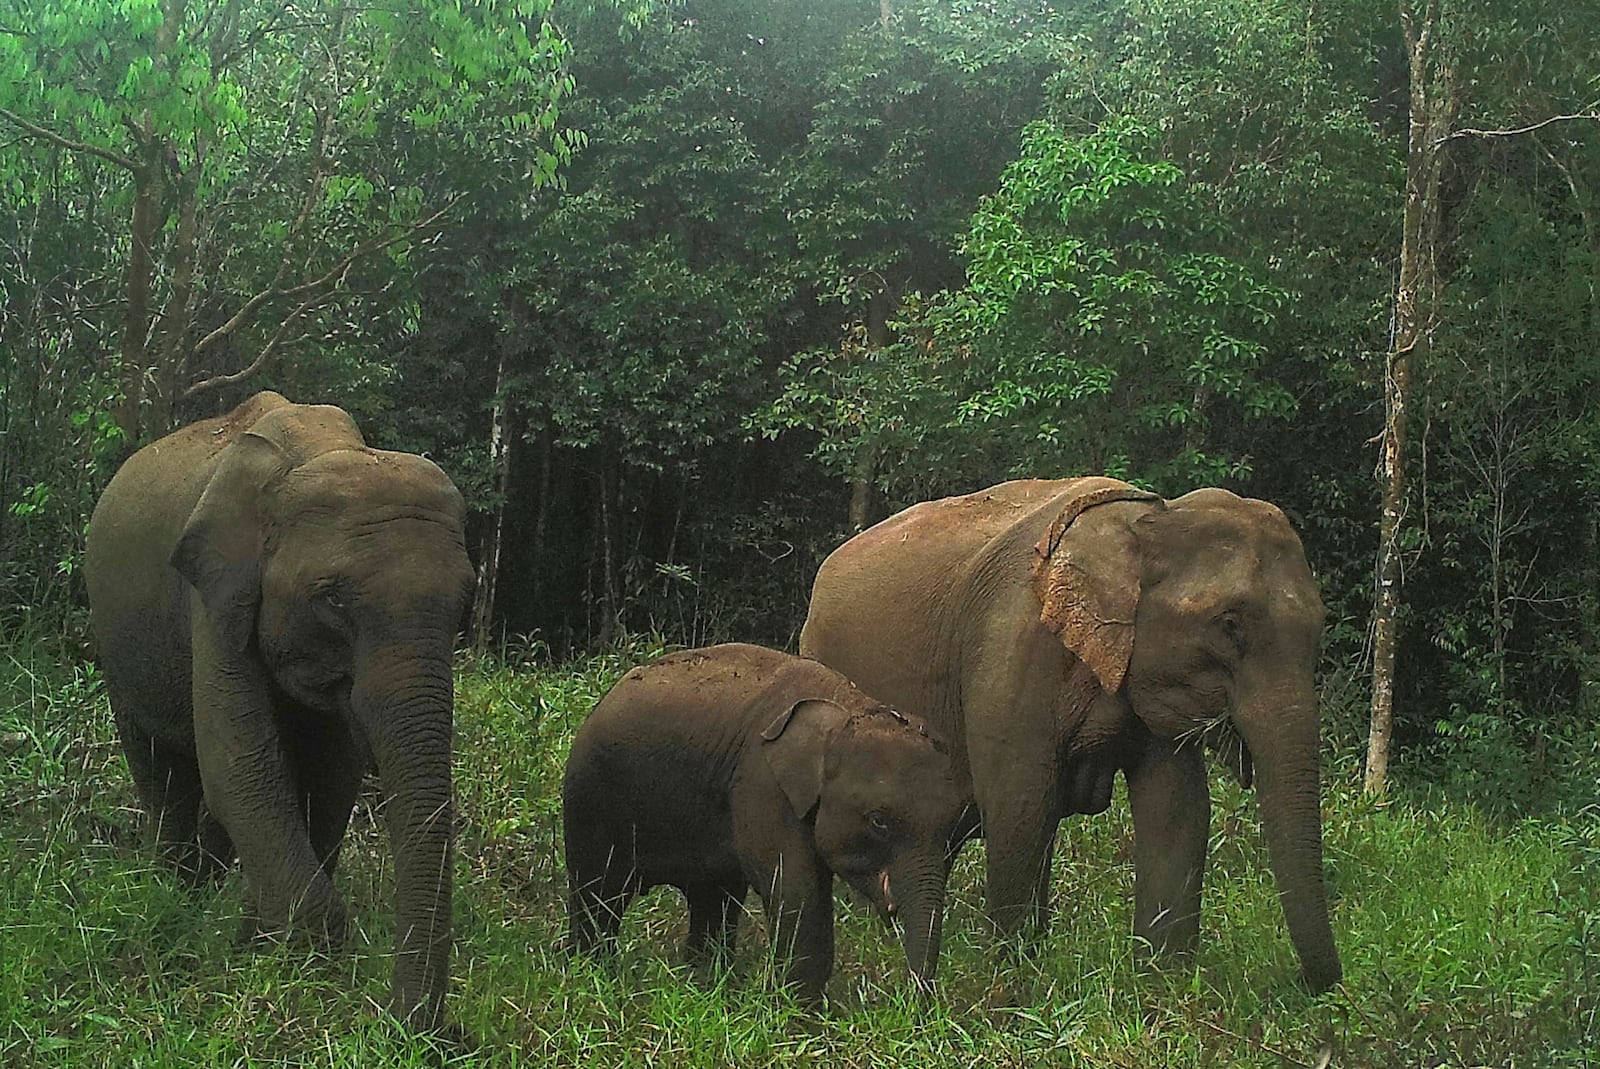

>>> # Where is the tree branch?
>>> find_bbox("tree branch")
[1441,109,1600,144]
[278,197,461,300]
[1533,133,1595,249]
[0,107,137,170]
[186,196,461,359]
[182,288,338,401]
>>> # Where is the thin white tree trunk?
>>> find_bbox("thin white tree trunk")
[1367,0,1457,796]
[471,351,511,654]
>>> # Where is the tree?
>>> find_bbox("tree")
[398,0,1065,648]
[1365,0,1599,795]
[772,118,1295,502]
[0,0,574,443]
[1364,0,1461,796]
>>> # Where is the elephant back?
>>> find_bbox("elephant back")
[804,480,1070,735]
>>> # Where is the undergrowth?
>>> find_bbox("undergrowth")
[1,632,1595,1067]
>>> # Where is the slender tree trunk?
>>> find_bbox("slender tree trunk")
[471,352,513,654]
[848,283,895,532]
[116,147,164,442]
[1367,0,1458,797]
[527,424,553,619]
[1487,406,1509,720]
[848,454,876,533]
[152,170,200,431]
[114,0,187,443]
[593,459,620,648]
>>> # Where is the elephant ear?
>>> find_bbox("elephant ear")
[1031,479,1162,695]
[170,431,291,653]
[760,699,850,819]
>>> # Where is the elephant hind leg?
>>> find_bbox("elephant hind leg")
[115,713,214,885]
[683,876,747,966]
[566,839,638,957]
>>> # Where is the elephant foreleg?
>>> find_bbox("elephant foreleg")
[190,612,345,947]
[980,807,1059,941]
[1126,738,1209,961]
[760,852,834,1003]
[970,742,1061,940]
[684,876,746,965]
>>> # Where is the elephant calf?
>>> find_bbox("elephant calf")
[562,643,965,1002]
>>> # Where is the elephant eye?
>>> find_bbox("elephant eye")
[317,587,346,611]
[867,810,893,835]
[1219,612,1246,654]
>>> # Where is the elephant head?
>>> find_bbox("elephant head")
[170,403,475,1028]
[762,699,964,989]
[1034,482,1341,992]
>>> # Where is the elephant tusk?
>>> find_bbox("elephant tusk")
[879,869,896,915]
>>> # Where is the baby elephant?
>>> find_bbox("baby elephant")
[563,643,966,1001]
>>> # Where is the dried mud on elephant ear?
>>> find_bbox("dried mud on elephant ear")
[1030,480,1160,695]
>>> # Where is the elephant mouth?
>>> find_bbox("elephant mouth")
[1204,718,1254,787]
[877,868,897,917]
[843,868,899,925]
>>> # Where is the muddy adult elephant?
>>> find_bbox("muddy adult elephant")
[800,477,1342,992]
[84,391,475,1029]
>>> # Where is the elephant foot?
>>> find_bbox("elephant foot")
[236,895,349,953]
[424,1021,479,1057]
[681,937,737,968]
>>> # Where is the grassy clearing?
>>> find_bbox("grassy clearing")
[1,634,1596,1067]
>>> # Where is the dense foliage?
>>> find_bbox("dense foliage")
[2,0,1599,1058]
[3,0,1598,794]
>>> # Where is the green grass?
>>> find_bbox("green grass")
[2,634,1596,1067]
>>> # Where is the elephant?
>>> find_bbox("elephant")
[83,390,475,1029]
[800,477,1342,992]
[562,642,966,1002]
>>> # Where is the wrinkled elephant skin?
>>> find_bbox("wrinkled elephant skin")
[562,643,965,1001]
[85,391,475,1029]
[801,477,1342,993]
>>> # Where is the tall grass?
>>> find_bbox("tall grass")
[1,631,1595,1067]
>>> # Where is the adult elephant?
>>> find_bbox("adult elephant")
[85,391,475,1029]
[800,477,1342,992]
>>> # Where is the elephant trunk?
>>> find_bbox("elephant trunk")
[1235,684,1342,993]
[351,636,456,1030]
[893,851,948,991]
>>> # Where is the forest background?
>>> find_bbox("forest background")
[3,0,1600,1064]
[6,0,1598,806]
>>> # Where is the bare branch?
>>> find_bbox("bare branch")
[1533,132,1596,247]
[1442,109,1600,144]
[187,196,461,359]
[0,106,137,170]
[1195,1019,1323,1069]
[182,289,338,401]
[277,197,461,300]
